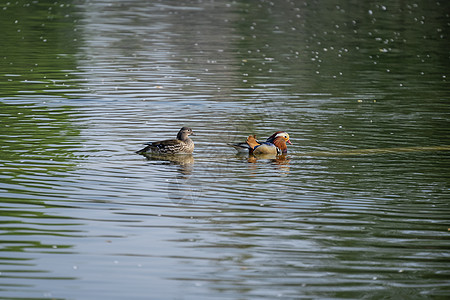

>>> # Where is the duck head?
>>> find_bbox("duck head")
[177,127,195,140]
[267,131,292,145]
[272,132,292,154]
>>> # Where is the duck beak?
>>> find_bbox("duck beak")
[191,132,196,136]
[287,139,292,145]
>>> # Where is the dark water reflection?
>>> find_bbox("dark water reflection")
[1,0,449,299]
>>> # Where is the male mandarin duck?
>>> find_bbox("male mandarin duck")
[136,127,195,155]
[231,131,292,154]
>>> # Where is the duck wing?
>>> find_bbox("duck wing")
[253,142,281,155]
[136,139,184,154]
[151,139,185,153]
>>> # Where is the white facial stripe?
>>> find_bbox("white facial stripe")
[275,132,289,139]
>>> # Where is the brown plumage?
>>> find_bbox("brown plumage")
[136,127,195,155]
[271,135,291,154]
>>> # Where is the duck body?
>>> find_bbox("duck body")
[231,131,292,155]
[136,127,195,155]
[253,142,281,155]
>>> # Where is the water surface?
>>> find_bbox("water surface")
[1,0,449,299]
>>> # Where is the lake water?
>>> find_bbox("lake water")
[1,0,449,299]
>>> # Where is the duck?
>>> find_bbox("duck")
[230,131,292,154]
[136,127,195,155]
[246,134,292,155]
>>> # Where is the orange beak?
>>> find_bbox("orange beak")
[287,139,292,145]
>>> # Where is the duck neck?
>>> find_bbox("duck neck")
[177,132,190,141]
[272,137,287,153]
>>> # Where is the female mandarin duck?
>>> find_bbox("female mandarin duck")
[136,127,195,155]
[231,131,292,154]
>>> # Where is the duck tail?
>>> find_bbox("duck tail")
[136,144,151,154]
[229,142,250,151]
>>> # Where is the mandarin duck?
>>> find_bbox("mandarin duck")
[136,127,195,155]
[231,131,292,154]
[246,134,291,155]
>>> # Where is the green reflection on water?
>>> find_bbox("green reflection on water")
[0,0,83,269]
[0,102,80,159]
[0,0,82,98]
[0,101,82,253]
[0,0,82,169]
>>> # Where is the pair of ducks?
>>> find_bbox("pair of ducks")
[136,127,292,155]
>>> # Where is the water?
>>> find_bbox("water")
[1,0,449,299]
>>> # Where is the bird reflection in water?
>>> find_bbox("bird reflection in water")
[139,153,199,204]
[168,173,202,205]
[247,153,291,174]
[140,153,194,175]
